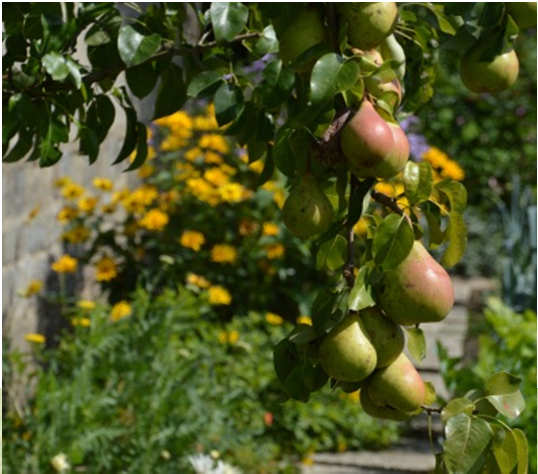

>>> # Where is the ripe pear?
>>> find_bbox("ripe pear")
[378,240,454,325]
[340,101,409,179]
[319,313,377,383]
[278,7,327,70]
[365,353,425,412]
[339,3,398,50]
[460,40,519,93]
[282,175,334,239]
[360,387,414,420]
[380,34,406,81]
[506,2,537,30]
[360,307,404,368]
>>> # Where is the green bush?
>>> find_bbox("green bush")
[438,297,537,472]
[3,288,399,473]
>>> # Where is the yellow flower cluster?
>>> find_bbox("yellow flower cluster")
[422,147,465,181]
[156,111,193,151]
[57,206,79,223]
[62,226,90,244]
[93,177,113,191]
[180,230,206,251]
[95,256,118,282]
[51,255,78,273]
[211,244,237,264]
[266,312,284,325]
[208,285,232,305]
[72,317,91,327]
[121,185,158,214]
[265,243,285,259]
[21,280,43,297]
[78,300,96,310]
[262,222,279,236]
[218,329,239,344]
[186,273,210,288]
[110,301,132,322]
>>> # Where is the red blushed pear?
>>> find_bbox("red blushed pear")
[365,353,426,412]
[378,240,454,325]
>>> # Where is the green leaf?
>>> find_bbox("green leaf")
[436,180,467,214]
[209,2,249,42]
[273,339,298,384]
[113,107,138,164]
[88,95,115,142]
[309,54,359,105]
[441,212,467,268]
[272,128,294,177]
[124,123,148,171]
[42,52,69,80]
[441,398,475,423]
[3,129,33,163]
[492,427,518,474]
[443,414,493,474]
[348,265,375,312]
[214,82,244,126]
[65,58,82,89]
[117,25,161,67]
[256,149,274,187]
[424,202,446,247]
[485,372,521,395]
[153,63,187,120]
[404,161,433,204]
[428,4,458,35]
[512,428,529,474]
[316,234,347,271]
[372,214,414,269]
[254,24,279,55]
[79,126,100,164]
[126,61,158,98]
[406,327,426,363]
[485,391,525,420]
[187,71,223,98]
[288,325,319,345]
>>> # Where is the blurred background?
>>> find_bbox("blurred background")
[3,20,536,474]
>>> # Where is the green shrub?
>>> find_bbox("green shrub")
[3,288,399,473]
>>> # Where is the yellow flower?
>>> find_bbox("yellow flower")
[348,390,360,402]
[54,177,72,188]
[422,147,450,169]
[248,160,264,174]
[208,285,232,305]
[101,202,117,214]
[21,280,43,297]
[186,273,210,288]
[95,256,118,281]
[262,222,279,236]
[219,163,236,176]
[265,243,285,259]
[204,150,224,164]
[122,186,159,214]
[154,111,193,137]
[219,183,251,203]
[147,146,156,160]
[62,226,90,244]
[92,177,113,191]
[218,331,228,344]
[61,183,84,200]
[199,134,229,154]
[301,453,314,466]
[186,178,219,205]
[140,208,169,231]
[374,182,397,198]
[180,230,206,251]
[137,164,155,179]
[112,188,130,204]
[266,312,284,325]
[78,196,98,213]
[273,189,286,209]
[211,244,237,263]
[185,147,203,162]
[440,160,465,181]
[353,217,369,236]
[57,206,79,223]
[25,333,45,344]
[204,168,229,187]
[71,317,91,327]
[239,219,259,236]
[218,329,239,343]
[51,255,77,273]
[160,134,189,151]
[193,114,218,131]
[296,315,312,326]
[77,300,96,310]
[110,301,132,322]
[27,206,40,221]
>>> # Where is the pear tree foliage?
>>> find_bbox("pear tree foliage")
[2,3,531,472]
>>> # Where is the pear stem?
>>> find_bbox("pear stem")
[421,405,442,414]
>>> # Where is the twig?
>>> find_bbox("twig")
[197,31,261,48]
[371,190,404,215]
[343,174,359,288]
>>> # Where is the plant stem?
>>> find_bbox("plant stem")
[421,405,442,414]
[371,190,404,215]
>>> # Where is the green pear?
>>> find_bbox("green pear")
[360,307,404,368]
[282,175,334,239]
[278,7,327,71]
[380,34,406,81]
[319,313,377,382]
[506,2,537,30]
[340,100,409,179]
[460,40,519,93]
[360,387,414,420]
[378,240,454,325]
[365,353,425,412]
[338,3,398,50]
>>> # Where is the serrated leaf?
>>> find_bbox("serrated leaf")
[512,428,529,474]
[214,82,244,126]
[117,25,161,67]
[372,214,414,269]
[404,161,433,204]
[187,70,223,98]
[443,414,493,474]
[485,371,521,395]
[406,327,426,363]
[348,265,375,311]
[441,398,475,423]
[209,2,249,42]
[441,212,467,268]
[316,234,347,271]
[42,52,69,80]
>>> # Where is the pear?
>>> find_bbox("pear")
[360,387,414,421]
[319,313,377,383]
[360,307,404,368]
[460,40,519,93]
[340,101,409,179]
[338,3,398,50]
[278,7,327,70]
[380,34,406,81]
[378,240,454,325]
[506,2,537,30]
[282,175,334,239]
[365,353,425,412]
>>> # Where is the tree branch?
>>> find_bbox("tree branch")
[197,31,261,48]
[371,190,404,215]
